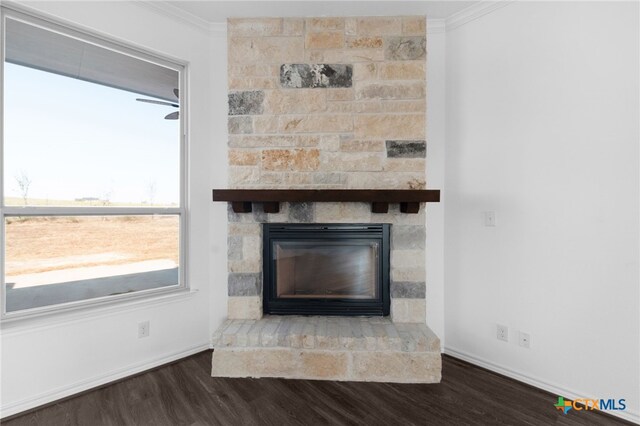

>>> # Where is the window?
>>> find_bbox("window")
[1,9,188,318]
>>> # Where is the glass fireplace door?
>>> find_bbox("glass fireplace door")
[263,224,390,316]
[274,241,379,300]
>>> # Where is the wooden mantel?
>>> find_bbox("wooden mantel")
[212,189,440,214]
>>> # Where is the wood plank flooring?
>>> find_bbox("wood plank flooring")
[4,351,632,425]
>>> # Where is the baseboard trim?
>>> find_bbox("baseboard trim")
[445,347,640,425]
[1,343,211,420]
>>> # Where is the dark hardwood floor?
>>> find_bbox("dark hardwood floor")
[4,351,632,426]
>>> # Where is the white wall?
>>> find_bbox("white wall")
[425,23,446,348]
[0,1,224,417]
[444,2,639,422]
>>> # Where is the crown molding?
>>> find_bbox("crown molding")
[134,1,214,34]
[134,1,513,36]
[445,0,514,31]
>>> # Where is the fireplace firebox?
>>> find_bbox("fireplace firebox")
[263,224,390,316]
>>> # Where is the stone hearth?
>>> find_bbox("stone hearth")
[212,316,441,383]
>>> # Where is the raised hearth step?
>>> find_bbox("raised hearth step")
[211,316,441,383]
[212,315,439,353]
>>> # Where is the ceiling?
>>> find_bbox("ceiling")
[165,1,479,22]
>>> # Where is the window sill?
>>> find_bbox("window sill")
[0,287,198,334]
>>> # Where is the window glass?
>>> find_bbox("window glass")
[3,18,180,207]
[5,215,179,312]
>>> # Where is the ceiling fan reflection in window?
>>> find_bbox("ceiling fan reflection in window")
[136,88,179,120]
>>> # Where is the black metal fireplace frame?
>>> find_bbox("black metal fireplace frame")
[263,223,390,316]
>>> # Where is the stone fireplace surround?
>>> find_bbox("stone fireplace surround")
[212,16,441,383]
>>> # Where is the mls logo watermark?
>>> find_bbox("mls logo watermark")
[554,396,626,414]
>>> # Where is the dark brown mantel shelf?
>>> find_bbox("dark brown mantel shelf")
[212,189,440,214]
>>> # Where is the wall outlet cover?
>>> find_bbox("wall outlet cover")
[497,324,508,342]
[138,320,150,338]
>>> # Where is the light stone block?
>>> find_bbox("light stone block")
[340,139,384,152]
[229,150,260,166]
[229,37,304,64]
[279,115,353,133]
[262,149,321,171]
[229,166,260,185]
[353,63,377,81]
[327,89,354,101]
[252,116,279,134]
[282,18,304,36]
[402,17,426,35]
[305,48,385,63]
[227,236,243,261]
[307,18,345,31]
[392,225,426,249]
[228,297,262,320]
[318,135,341,151]
[391,249,425,269]
[229,135,319,148]
[346,37,383,49]
[355,17,402,36]
[228,116,253,134]
[355,114,425,139]
[263,90,327,115]
[320,152,383,172]
[305,31,345,49]
[242,235,261,264]
[212,348,296,377]
[228,77,278,90]
[383,158,426,172]
[345,18,357,36]
[382,100,426,113]
[356,82,425,100]
[391,266,426,283]
[228,223,261,236]
[313,172,347,186]
[391,298,426,323]
[352,351,440,382]
[347,172,425,189]
[229,258,261,273]
[300,351,349,378]
[315,202,372,223]
[228,64,273,78]
[379,62,425,80]
[228,18,282,36]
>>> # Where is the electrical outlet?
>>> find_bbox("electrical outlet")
[519,332,530,348]
[138,320,150,338]
[484,211,496,227]
[496,324,508,342]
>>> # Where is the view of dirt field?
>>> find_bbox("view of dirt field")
[4,197,178,207]
[5,215,179,276]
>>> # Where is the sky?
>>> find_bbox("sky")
[3,62,181,206]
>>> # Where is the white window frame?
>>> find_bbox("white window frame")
[0,6,189,320]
